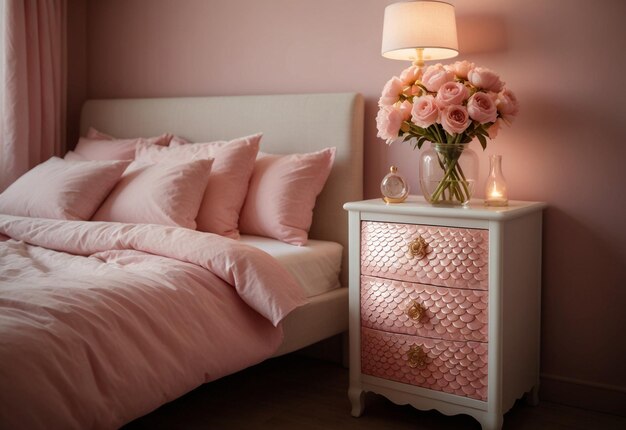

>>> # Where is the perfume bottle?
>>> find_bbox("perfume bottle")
[381,165,409,204]
[484,155,508,206]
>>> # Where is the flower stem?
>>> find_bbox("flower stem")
[427,146,472,204]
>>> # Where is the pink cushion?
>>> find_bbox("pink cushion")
[92,158,214,229]
[63,150,88,161]
[136,134,261,238]
[0,157,130,220]
[71,129,172,161]
[239,148,336,246]
[87,126,192,147]
[86,127,116,140]
[170,135,190,145]
[86,127,175,144]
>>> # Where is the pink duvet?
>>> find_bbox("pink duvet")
[0,215,307,429]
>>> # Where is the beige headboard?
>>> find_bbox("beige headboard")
[81,93,364,287]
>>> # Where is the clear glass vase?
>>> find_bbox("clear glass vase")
[419,142,478,206]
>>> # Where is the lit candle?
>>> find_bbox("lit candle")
[484,155,508,207]
[489,187,502,199]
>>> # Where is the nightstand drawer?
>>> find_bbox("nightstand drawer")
[361,327,488,401]
[360,221,489,290]
[360,275,488,342]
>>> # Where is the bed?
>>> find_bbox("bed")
[0,92,364,429]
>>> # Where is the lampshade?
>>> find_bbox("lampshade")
[382,1,459,63]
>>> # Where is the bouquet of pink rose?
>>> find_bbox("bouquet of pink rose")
[376,60,519,204]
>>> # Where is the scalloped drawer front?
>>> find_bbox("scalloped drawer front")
[361,327,488,401]
[360,221,489,290]
[360,275,488,342]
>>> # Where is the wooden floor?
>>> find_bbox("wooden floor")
[124,354,626,430]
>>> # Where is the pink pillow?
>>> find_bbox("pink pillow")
[239,148,336,246]
[92,158,214,229]
[136,134,261,238]
[0,157,130,220]
[63,150,88,161]
[71,129,172,161]
[170,135,190,145]
[86,127,116,140]
[87,126,192,147]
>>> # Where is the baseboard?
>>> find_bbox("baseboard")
[540,373,626,416]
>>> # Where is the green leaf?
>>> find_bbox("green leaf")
[477,133,487,150]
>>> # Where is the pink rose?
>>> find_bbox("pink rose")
[400,66,423,96]
[448,60,475,80]
[398,100,412,120]
[497,89,519,119]
[378,76,404,107]
[435,81,469,107]
[468,67,504,92]
[376,101,412,142]
[440,105,470,135]
[467,92,498,124]
[399,65,422,85]
[405,85,422,97]
[421,63,454,92]
[411,95,439,128]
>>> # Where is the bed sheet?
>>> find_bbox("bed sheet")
[240,234,342,298]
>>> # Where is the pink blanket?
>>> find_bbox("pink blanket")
[0,215,307,429]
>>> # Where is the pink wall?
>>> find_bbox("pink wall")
[69,0,626,413]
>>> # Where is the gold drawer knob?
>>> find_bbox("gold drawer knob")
[406,300,425,321]
[407,345,427,369]
[408,236,428,259]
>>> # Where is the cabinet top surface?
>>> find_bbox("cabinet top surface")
[344,196,546,221]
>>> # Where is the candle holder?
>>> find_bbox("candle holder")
[484,154,508,207]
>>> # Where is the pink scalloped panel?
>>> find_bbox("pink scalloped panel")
[361,327,488,401]
[360,221,489,290]
[360,275,488,342]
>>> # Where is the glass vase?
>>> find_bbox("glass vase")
[419,142,478,206]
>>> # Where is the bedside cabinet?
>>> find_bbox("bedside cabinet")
[343,197,546,430]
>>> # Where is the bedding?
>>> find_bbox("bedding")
[71,131,171,161]
[85,126,117,140]
[0,214,306,429]
[86,126,116,139]
[0,157,130,220]
[136,134,261,238]
[87,126,189,147]
[239,147,336,245]
[91,158,214,229]
[240,234,343,298]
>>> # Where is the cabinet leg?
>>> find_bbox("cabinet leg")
[348,387,365,417]
[525,383,540,406]
[478,414,503,430]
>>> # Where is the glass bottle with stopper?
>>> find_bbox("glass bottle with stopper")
[381,165,409,204]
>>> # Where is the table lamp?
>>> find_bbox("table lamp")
[381,1,459,69]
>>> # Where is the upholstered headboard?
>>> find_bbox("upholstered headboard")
[80,93,364,287]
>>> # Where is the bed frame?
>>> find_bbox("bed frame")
[81,93,364,355]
